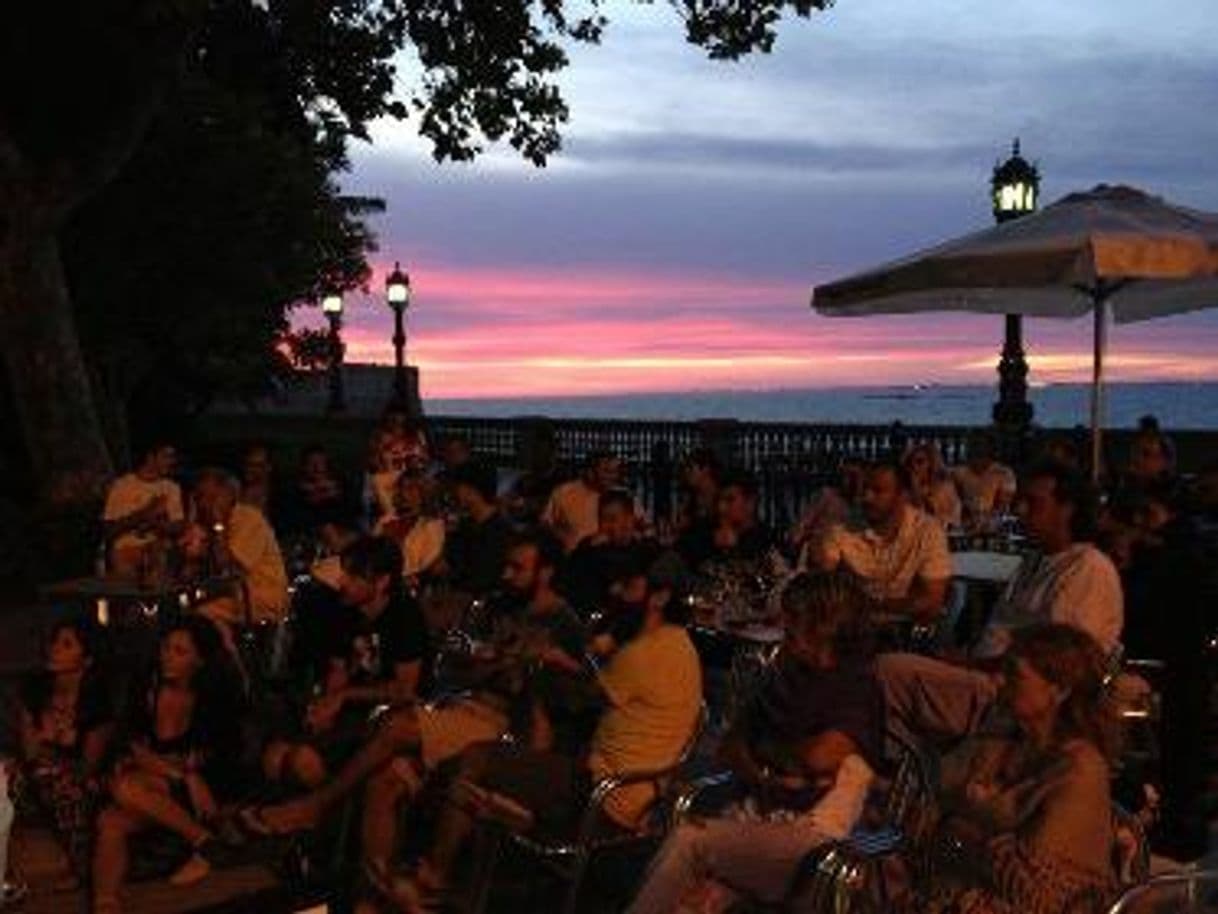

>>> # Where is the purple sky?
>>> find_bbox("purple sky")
[295,0,1218,400]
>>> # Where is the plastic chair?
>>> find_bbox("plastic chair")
[1107,869,1218,914]
[466,702,709,914]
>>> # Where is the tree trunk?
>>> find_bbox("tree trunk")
[0,221,113,507]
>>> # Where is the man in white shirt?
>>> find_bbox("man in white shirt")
[101,440,184,575]
[541,451,622,552]
[811,459,951,623]
[880,460,1124,748]
[952,431,1017,522]
[975,462,1123,657]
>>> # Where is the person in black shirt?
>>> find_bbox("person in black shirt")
[676,447,722,535]
[558,488,662,616]
[259,536,428,794]
[1119,482,1216,860]
[441,460,514,598]
[250,530,587,855]
[677,468,775,572]
[628,573,880,914]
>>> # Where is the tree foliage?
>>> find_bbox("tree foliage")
[1,0,835,507]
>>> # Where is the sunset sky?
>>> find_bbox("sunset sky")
[295,0,1218,401]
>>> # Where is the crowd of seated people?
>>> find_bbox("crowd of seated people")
[4,412,1214,913]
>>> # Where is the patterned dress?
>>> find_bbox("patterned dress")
[920,736,1119,914]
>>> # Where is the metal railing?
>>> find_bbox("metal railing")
[425,415,978,529]
[194,410,1217,530]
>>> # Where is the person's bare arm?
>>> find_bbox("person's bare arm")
[102,497,165,542]
[880,575,949,624]
[82,722,115,776]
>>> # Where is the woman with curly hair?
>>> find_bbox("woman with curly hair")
[923,623,1121,914]
[92,617,244,913]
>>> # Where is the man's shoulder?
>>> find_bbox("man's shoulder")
[907,507,949,548]
[1063,542,1119,578]
[231,502,273,533]
[552,479,585,499]
[106,473,141,494]
[638,622,696,656]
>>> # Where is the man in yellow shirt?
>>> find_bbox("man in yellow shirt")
[394,569,704,909]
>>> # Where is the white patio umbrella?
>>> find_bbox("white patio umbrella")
[811,184,1218,476]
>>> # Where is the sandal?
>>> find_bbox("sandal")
[364,862,445,914]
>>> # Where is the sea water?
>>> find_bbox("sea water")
[426,382,1218,429]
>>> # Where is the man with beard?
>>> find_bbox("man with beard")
[810,458,950,624]
[877,460,1123,751]
[250,529,587,846]
[385,566,703,912]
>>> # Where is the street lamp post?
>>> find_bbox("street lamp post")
[322,292,346,414]
[990,139,1040,447]
[385,261,412,410]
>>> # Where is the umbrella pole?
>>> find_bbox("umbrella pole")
[1090,294,1109,482]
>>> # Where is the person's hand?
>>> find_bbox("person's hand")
[966,779,998,806]
[588,633,616,657]
[129,741,157,770]
[306,692,344,733]
[713,524,738,551]
[538,644,583,674]
[131,743,185,780]
[142,494,169,521]
[185,772,217,821]
[180,523,209,559]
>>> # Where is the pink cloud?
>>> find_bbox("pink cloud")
[295,261,1218,399]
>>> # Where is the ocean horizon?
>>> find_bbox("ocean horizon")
[423,381,1218,429]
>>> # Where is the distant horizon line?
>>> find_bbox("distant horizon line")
[416,377,1218,403]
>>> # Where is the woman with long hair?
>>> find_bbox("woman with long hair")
[92,617,244,913]
[366,408,430,522]
[16,616,114,879]
[923,623,1121,914]
[904,442,962,527]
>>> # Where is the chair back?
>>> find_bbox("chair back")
[1110,802,1151,890]
[881,735,936,838]
[1106,870,1218,914]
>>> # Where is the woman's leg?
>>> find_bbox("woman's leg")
[285,746,328,789]
[627,817,831,914]
[110,771,210,846]
[92,805,144,910]
[262,705,421,831]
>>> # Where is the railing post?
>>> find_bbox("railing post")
[515,416,555,478]
[697,419,741,468]
[650,439,674,523]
